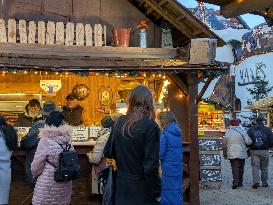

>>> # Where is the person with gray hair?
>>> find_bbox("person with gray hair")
[158,111,183,205]
[86,113,121,195]
[247,115,273,189]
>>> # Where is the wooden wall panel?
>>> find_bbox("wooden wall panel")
[168,79,188,142]
[44,0,72,18]
[101,0,161,47]
[5,0,162,47]
[0,73,121,124]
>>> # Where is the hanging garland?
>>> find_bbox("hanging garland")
[202,98,232,110]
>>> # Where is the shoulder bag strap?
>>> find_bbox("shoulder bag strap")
[233,128,247,144]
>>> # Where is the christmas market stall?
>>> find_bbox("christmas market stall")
[0,0,227,204]
[198,74,234,132]
[246,97,273,128]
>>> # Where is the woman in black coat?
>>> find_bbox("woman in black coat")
[104,85,161,205]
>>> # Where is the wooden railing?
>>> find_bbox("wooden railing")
[0,19,107,46]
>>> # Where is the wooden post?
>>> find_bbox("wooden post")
[85,24,92,46]
[66,22,74,46]
[104,25,107,46]
[76,23,84,46]
[187,73,199,205]
[94,24,97,46]
[19,20,27,43]
[94,24,103,46]
[28,21,36,44]
[38,21,46,45]
[56,22,64,45]
[8,19,16,43]
[0,19,6,43]
[195,75,214,104]
[97,24,103,46]
[46,21,55,45]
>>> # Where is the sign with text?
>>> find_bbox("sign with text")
[72,127,89,142]
[199,136,222,185]
[89,126,102,139]
[200,169,222,182]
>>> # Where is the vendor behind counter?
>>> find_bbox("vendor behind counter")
[15,99,42,127]
[62,93,91,126]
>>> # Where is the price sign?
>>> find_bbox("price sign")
[72,127,89,142]
[89,126,102,138]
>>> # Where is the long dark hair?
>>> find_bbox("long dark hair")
[0,116,17,151]
[122,85,155,136]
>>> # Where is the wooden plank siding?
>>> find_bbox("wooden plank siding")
[0,72,121,124]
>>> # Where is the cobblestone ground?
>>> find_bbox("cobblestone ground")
[200,152,273,205]
[9,177,99,205]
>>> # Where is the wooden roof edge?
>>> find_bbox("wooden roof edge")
[129,0,226,46]
[167,0,226,46]
[0,56,227,71]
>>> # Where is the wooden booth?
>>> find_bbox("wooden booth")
[0,1,227,204]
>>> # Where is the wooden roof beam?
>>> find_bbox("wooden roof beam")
[142,0,194,38]
[158,0,168,6]
[146,7,155,15]
[221,0,273,17]
[176,15,185,21]
[166,0,225,45]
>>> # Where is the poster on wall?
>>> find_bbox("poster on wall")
[40,80,62,95]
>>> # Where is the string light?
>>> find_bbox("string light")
[65,72,69,75]
[13,71,16,74]
[55,72,59,75]
[45,72,48,75]
[159,80,170,103]
[34,71,38,74]
[24,70,27,74]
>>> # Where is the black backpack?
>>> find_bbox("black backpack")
[47,141,80,182]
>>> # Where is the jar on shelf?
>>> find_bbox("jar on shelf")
[138,29,147,48]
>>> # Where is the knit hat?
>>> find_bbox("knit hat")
[230,119,241,126]
[42,101,62,116]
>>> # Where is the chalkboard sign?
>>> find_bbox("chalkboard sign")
[200,154,221,166]
[199,139,220,151]
[200,169,222,182]
[199,136,222,186]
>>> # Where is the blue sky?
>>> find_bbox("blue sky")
[179,0,265,29]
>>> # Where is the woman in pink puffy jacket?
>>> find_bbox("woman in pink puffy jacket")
[31,111,73,205]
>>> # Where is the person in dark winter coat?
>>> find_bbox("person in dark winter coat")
[62,93,91,126]
[247,115,273,189]
[20,101,60,186]
[158,111,183,205]
[0,116,17,205]
[104,85,161,205]
[16,99,42,127]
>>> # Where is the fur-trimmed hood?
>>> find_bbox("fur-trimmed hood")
[38,124,72,140]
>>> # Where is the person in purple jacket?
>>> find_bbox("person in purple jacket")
[158,111,183,205]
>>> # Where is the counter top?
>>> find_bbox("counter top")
[73,140,96,146]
